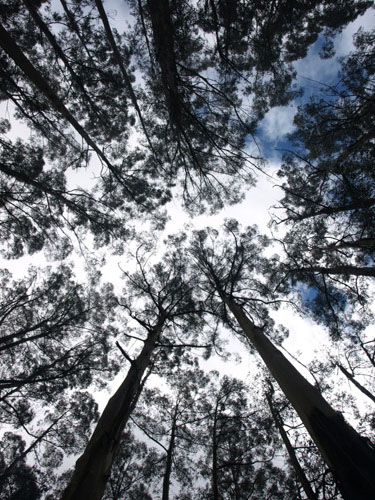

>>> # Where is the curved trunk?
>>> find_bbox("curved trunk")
[225,296,375,500]
[62,322,163,500]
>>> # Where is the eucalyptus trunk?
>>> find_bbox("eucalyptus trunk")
[211,399,220,500]
[294,265,375,278]
[224,296,375,500]
[62,322,163,500]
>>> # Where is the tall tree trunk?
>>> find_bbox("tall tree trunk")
[62,321,164,500]
[265,391,317,500]
[162,401,178,500]
[294,265,375,278]
[224,295,375,500]
[147,0,182,127]
[336,362,375,404]
[211,399,220,500]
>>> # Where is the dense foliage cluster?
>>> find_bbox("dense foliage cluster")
[0,0,374,498]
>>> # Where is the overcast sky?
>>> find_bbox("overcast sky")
[1,3,374,410]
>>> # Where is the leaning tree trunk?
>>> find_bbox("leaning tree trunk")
[0,23,115,174]
[62,321,164,500]
[265,391,318,500]
[224,296,375,500]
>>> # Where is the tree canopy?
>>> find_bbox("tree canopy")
[0,0,375,499]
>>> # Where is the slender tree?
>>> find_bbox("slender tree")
[62,242,209,500]
[190,221,375,499]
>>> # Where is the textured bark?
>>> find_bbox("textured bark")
[266,392,317,500]
[147,0,182,127]
[224,296,375,500]
[337,362,375,404]
[62,322,163,500]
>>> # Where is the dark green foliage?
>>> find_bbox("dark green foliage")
[274,28,375,339]
[0,265,117,429]
[0,1,374,498]
[0,433,40,500]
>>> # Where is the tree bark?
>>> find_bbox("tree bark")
[224,295,375,500]
[337,362,375,405]
[162,401,178,500]
[61,321,163,500]
[147,0,182,127]
[266,392,317,500]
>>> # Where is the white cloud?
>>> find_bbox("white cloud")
[260,104,297,143]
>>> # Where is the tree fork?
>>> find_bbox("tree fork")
[224,296,375,500]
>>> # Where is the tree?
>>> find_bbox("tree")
[275,29,375,280]
[265,382,318,500]
[0,432,40,500]
[0,125,131,258]
[0,264,116,432]
[62,241,211,500]
[197,374,292,500]
[130,363,211,499]
[271,29,375,342]
[102,428,159,500]
[189,221,375,499]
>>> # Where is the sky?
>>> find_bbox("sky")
[1,2,374,477]
[88,6,375,411]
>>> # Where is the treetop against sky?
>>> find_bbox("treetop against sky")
[0,0,375,498]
